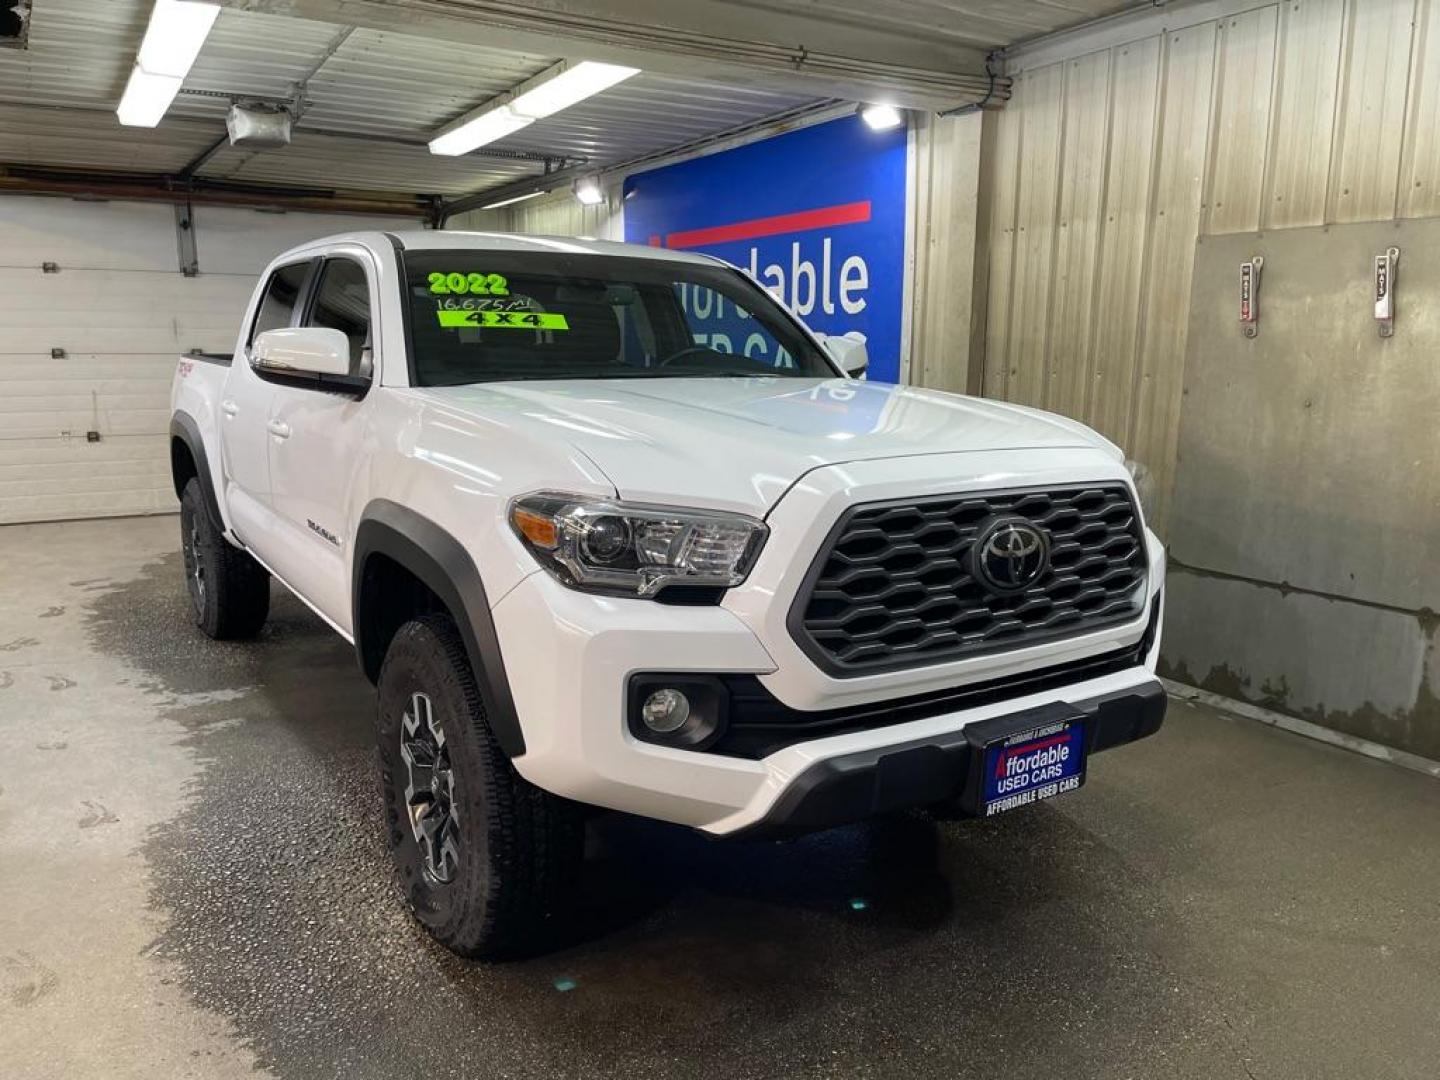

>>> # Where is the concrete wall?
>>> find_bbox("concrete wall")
[988,0,1440,759]
[1163,219,1440,759]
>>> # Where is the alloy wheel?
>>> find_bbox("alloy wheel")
[182,515,205,617]
[400,691,460,884]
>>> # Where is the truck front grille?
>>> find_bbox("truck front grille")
[789,484,1147,676]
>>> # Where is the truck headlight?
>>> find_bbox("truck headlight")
[509,492,768,598]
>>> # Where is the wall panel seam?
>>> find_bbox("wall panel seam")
[1123,29,1175,453]
[1394,0,1429,219]
[1323,0,1357,223]
[1039,64,1072,413]
[1254,5,1283,231]
[997,84,1027,402]
[1197,17,1228,237]
[1082,46,1119,426]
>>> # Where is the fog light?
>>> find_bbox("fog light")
[641,688,690,734]
[628,674,729,750]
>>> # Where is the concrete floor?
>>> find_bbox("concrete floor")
[2,517,1438,1080]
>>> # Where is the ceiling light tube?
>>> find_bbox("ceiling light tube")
[429,59,640,157]
[480,190,549,210]
[117,67,185,128]
[509,61,639,120]
[137,0,220,77]
[429,104,533,156]
[117,0,219,127]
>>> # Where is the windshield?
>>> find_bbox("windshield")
[403,250,835,386]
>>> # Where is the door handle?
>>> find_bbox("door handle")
[221,399,239,417]
[266,419,291,440]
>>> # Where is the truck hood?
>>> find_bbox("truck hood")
[416,377,1114,515]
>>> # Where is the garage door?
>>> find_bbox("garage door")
[0,197,417,525]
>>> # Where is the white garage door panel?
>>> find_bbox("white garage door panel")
[4,409,171,441]
[0,195,421,523]
[1,354,179,467]
[4,410,170,439]
[0,441,169,494]
[0,199,181,272]
[0,354,180,381]
[0,270,254,355]
[0,435,173,524]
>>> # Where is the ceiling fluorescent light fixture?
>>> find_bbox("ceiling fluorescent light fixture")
[117,0,220,127]
[429,59,640,156]
[480,190,548,210]
[117,67,185,127]
[859,103,903,131]
[137,0,220,76]
[430,105,533,156]
[510,61,639,119]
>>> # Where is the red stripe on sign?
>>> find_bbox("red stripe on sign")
[665,200,871,249]
[995,733,1072,778]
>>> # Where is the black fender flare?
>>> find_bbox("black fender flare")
[170,412,225,531]
[352,499,526,758]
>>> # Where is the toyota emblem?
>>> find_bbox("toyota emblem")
[974,518,1049,593]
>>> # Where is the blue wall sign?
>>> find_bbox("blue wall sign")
[622,115,908,383]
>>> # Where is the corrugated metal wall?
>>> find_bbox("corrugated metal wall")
[907,111,987,394]
[985,0,1440,531]
[448,191,624,240]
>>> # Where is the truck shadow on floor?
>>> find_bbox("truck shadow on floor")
[84,553,1206,1080]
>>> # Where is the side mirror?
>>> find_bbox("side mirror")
[822,331,869,379]
[253,327,352,378]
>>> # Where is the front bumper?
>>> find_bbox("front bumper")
[490,449,1167,837]
[491,574,1165,837]
[730,681,1166,839]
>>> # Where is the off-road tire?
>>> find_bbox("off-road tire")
[377,614,583,958]
[179,478,270,639]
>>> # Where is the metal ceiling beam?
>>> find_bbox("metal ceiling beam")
[0,165,431,217]
[290,26,355,121]
[213,0,1007,111]
[177,133,230,179]
[999,0,1261,72]
[0,96,580,167]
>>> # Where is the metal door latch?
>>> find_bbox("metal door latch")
[1239,256,1263,338]
[1375,247,1399,338]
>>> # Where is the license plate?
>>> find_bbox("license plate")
[980,717,1086,817]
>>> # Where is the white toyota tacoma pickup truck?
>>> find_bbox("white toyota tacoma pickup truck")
[170,230,1166,957]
